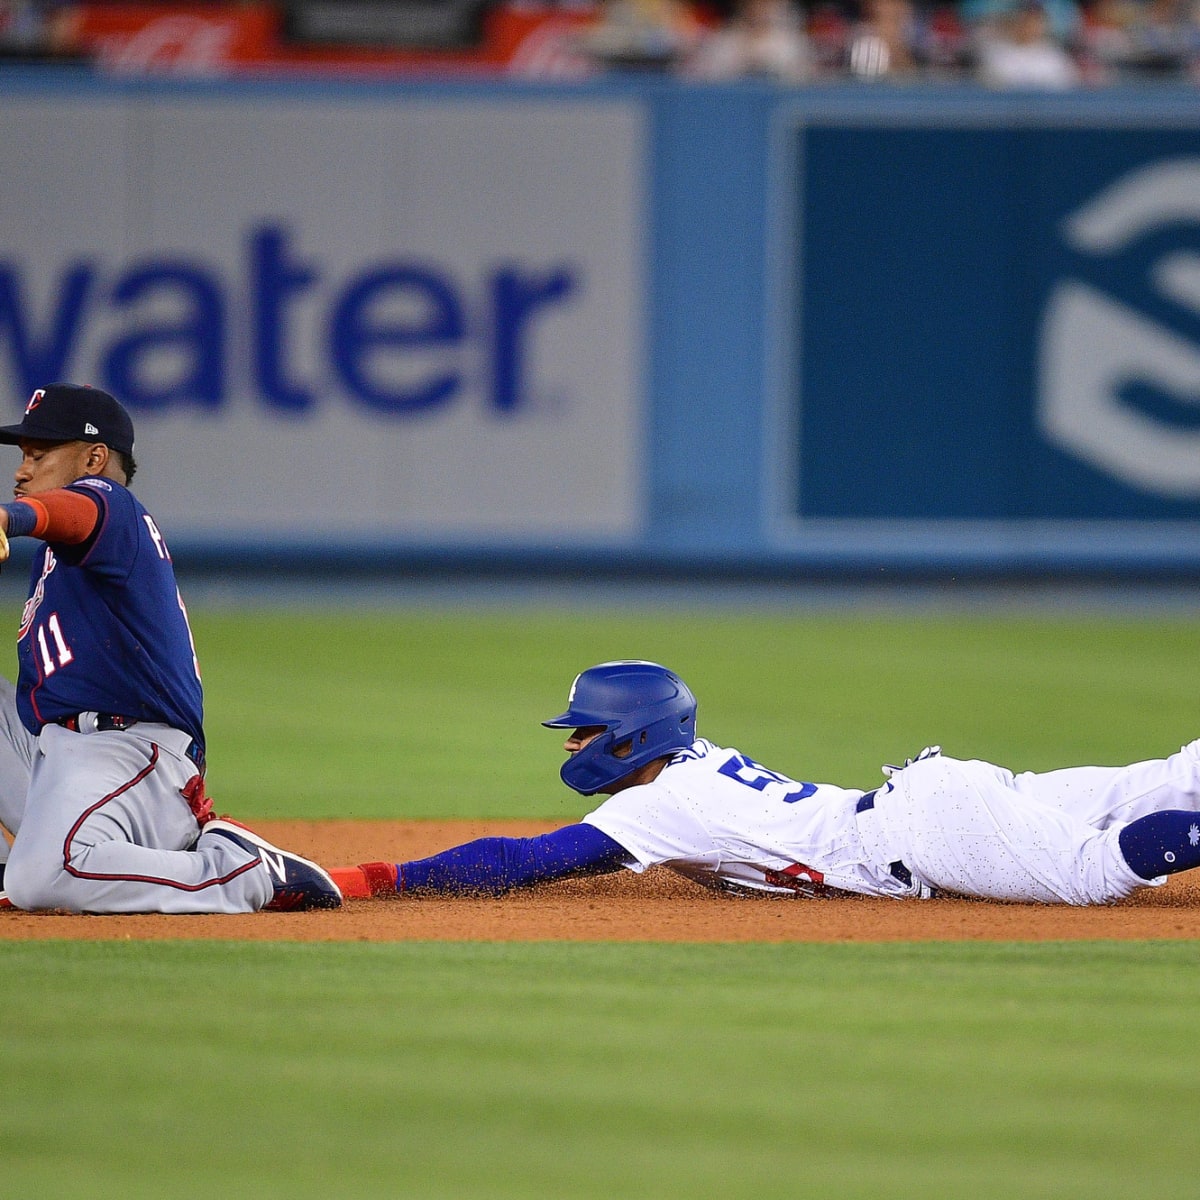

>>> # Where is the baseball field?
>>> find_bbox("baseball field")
[5,599,1200,1197]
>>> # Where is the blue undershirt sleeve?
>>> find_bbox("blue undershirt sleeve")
[0,501,37,538]
[399,823,631,895]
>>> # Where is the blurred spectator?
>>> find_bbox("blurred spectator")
[806,0,854,71]
[685,0,815,81]
[962,0,1081,39]
[1113,0,1200,78]
[0,0,38,56]
[922,3,976,72]
[846,0,922,77]
[1078,0,1141,74]
[576,0,704,69]
[0,0,76,61]
[975,0,1083,85]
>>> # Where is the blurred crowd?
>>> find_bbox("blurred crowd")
[3,0,1200,84]
[567,0,1200,85]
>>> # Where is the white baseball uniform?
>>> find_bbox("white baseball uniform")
[582,737,1200,904]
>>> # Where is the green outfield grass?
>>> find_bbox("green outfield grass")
[4,939,1200,1199]
[181,607,1200,819]
[5,603,1200,1197]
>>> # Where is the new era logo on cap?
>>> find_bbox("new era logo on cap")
[0,384,135,455]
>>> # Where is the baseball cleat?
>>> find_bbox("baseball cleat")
[205,819,343,911]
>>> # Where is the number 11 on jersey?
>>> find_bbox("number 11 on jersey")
[35,613,74,676]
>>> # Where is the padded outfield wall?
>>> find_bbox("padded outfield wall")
[1,73,1199,575]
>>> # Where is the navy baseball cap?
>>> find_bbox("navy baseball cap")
[0,384,135,455]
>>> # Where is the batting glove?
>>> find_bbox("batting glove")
[882,745,941,778]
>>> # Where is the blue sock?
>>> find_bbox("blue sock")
[1117,810,1200,881]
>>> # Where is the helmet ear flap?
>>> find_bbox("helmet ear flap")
[547,661,698,795]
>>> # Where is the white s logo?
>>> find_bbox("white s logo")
[1039,158,1200,497]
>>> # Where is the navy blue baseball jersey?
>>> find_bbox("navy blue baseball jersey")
[15,476,204,747]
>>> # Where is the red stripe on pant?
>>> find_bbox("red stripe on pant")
[60,744,262,892]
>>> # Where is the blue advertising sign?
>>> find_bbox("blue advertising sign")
[795,122,1200,520]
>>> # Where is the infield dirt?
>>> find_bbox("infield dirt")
[5,820,1200,941]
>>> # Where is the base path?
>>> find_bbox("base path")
[4,819,1200,942]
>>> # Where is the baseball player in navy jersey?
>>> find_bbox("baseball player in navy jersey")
[334,659,1200,906]
[0,383,341,914]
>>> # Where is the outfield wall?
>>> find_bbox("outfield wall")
[2,73,1200,574]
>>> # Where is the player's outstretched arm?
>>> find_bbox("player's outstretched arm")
[1,489,101,544]
[331,824,631,898]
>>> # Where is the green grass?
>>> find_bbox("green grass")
[4,602,1200,1198]
[3,939,1199,1199]
[177,607,1200,818]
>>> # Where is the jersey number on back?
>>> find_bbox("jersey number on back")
[718,753,817,804]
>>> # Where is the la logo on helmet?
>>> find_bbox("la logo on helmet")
[25,389,44,414]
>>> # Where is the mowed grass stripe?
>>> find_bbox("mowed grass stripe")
[178,608,1200,819]
[2,940,1198,1199]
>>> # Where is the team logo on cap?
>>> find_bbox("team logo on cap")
[25,389,44,414]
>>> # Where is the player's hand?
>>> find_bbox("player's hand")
[882,745,941,778]
[0,523,10,564]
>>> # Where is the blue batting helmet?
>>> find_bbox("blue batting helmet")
[542,660,698,795]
